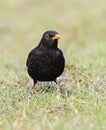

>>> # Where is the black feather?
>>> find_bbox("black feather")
[26,30,65,85]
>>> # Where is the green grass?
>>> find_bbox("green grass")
[0,0,106,130]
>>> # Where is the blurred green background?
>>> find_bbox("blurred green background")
[0,0,106,84]
[0,0,106,130]
[1,0,106,57]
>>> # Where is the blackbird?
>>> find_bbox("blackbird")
[26,30,65,86]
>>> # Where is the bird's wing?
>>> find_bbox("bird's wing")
[26,51,32,67]
[26,46,44,67]
[26,47,37,67]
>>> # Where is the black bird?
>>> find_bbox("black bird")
[26,30,65,86]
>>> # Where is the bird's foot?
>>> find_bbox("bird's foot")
[59,86,65,94]
[54,80,65,94]
[28,87,35,96]
[28,80,37,96]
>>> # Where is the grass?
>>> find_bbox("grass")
[0,0,106,130]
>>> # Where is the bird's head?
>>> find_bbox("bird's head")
[39,30,60,48]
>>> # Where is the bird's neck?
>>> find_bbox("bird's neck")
[53,39,58,48]
[39,39,58,49]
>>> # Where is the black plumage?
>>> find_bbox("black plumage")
[26,30,65,86]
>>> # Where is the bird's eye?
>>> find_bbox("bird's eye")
[45,34,49,39]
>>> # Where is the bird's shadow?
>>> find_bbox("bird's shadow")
[27,72,72,96]
[28,84,59,95]
[27,83,72,97]
[34,84,57,93]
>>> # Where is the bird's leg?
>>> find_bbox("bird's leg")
[54,79,57,84]
[54,79,64,93]
[29,80,37,95]
[33,80,37,88]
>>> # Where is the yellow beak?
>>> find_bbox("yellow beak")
[52,34,60,40]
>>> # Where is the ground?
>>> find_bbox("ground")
[0,0,106,130]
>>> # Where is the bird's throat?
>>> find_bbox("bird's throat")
[39,39,58,49]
